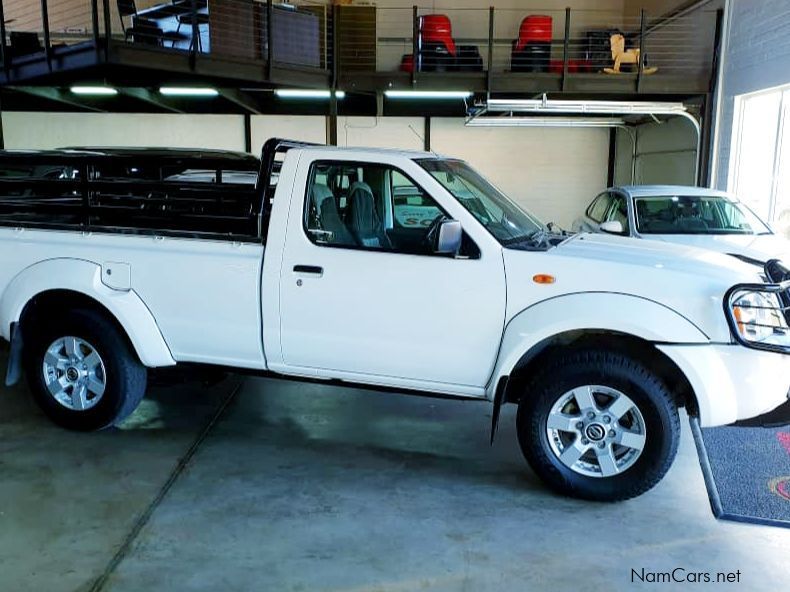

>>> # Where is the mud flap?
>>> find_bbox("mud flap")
[5,322,23,387]
[489,376,509,445]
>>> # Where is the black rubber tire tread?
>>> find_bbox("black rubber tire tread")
[23,308,147,431]
[517,348,680,502]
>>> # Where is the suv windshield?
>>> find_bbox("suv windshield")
[634,195,771,235]
[417,158,547,247]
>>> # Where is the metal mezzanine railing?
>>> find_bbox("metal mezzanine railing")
[0,0,721,90]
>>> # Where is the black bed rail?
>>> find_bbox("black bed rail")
[257,137,321,241]
[0,151,263,243]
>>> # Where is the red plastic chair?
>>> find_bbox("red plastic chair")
[419,14,456,56]
[514,15,552,53]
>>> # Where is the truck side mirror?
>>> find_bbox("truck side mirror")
[600,220,624,235]
[434,219,463,255]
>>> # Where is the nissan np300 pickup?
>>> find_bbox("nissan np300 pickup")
[0,140,788,502]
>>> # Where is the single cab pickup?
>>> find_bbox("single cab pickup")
[1,140,789,501]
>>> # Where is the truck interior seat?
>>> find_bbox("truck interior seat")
[345,182,392,249]
[311,183,355,246]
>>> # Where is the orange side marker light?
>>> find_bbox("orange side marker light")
[533,274,556,285]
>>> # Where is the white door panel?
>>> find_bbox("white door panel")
[274,151,507,390]
[280,243,505,387]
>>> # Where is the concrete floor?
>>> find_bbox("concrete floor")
[1,362,789,592]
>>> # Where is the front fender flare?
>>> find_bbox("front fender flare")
[486,292,710,399]
[0,258,175,367]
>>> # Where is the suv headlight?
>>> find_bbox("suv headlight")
[728,288,789,348]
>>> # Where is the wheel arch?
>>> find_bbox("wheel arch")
[0,259,175,369]
[488,293,708,418]
[501,329,698,417]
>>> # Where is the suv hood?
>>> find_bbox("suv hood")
[555,232,760,282]
[503,232,763,343]
[645,233,790,265]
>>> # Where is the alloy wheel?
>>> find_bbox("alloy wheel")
[545,385,647,478]
[41,336,107,411]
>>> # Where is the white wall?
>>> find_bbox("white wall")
[249,115,326,154]
[1,112,246,151]
[338,116,424,150]
[1,112,329,156]
[431,118,609,228]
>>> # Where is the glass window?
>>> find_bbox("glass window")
[609,194,630,233]
[392,170,442,229]
[731,91,782,221]
[587,193,613,223]
[634,195,771,235]
[775,93,790,239]
[306,160,474,257]
[730,86,790,238]
[417,158,544,247]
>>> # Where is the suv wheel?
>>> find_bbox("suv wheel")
[516,349,680,501]
[24,308,147,431]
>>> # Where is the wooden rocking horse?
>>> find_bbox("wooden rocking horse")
[603,33,658,74]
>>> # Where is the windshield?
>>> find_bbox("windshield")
[417,158,546,247]
[634,195,772,235]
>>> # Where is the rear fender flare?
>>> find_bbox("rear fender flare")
[0,258,175,367]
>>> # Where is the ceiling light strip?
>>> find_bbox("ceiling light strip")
[159,87,219,97]
[385,90,472,99]
[70,86,118,96]
[275,89,345,99]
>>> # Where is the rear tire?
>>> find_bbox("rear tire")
[23,308,147,431]
[516,349,680,501]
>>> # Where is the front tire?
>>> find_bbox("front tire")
[24,308,147,431]
[516,349,680,501]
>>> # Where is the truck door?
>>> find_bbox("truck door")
[274,154,506,396]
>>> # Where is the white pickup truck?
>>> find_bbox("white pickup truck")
[1,140,789,502]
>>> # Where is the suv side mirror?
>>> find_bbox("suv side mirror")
[600,220,624,235]
[434,219,463,255]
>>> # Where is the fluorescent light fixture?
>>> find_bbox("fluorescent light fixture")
[385,90,472,99]
[159,87,219,97]
[465,116,626,128]
[70,85,118,96]
[274,89,345,99]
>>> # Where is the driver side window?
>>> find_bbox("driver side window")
[587,193,613,223]
[304,160,464,256]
